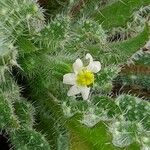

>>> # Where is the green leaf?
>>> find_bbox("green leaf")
[96,25,149,65]
[94,0,150,29]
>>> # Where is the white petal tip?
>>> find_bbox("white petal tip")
[63,73,76,85]
[94,61,101,73]
[83,97,88,100]
[67,85,80,96]
[80,87,90,100]
[73,58,83,73]
[85,53,92,59]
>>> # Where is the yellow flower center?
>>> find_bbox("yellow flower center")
[76,69,94,86]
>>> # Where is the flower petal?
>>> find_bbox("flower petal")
[89,61,101,73]
[85,53,93,64]
[73,58,83,73]
[86,53,101,73]
[63,73,76,85]
[67,85,80,96]
[80,87,90,100]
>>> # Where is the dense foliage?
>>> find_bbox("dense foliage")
[0,0,149,150]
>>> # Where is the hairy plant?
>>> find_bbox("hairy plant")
[0,0,149,150]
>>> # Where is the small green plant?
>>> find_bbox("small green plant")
[0,0,149,150]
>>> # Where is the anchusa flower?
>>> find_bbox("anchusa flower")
[63,53,101,100]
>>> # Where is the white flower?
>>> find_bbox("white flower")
[63,53,101,100]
